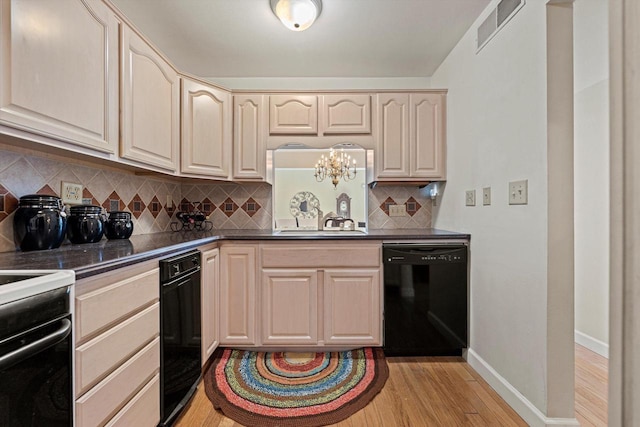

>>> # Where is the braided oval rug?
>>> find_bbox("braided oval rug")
[204,347,388,427]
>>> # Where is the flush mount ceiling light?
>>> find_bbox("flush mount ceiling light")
[270,0,322,31]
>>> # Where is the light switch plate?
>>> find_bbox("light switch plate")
[389,204,407,217]
[166,194,172,208]
[483,187,491,205]
[465,190,476,206]
[509,180,528,205]
[61,182,83,205]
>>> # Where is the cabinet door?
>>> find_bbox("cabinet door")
[261,269,318,345]
[181,79,231,178]
[233,94,266,180]
[321,94,371,134]
[410,93,446,179]
[219,245,256,345]
[375,93,410,178]
[269,95,318,135]
[0,0,119,153]
[201,248,219,364]
[121,26,179,172]
[323,269,381,345]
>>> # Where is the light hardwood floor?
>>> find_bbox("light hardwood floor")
[176,344,608,426]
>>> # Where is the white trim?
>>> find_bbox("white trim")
[467,348,580,427]
[575,330,609,358]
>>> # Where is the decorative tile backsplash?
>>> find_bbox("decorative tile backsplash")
[368,186,432,229]
[0,144,431,253]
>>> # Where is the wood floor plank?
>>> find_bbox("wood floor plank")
[176,346,608,427]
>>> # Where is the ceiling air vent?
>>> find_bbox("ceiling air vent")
[477,0,525,52]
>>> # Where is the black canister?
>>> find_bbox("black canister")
[67,205,105,244]
[105,211,134,240]
[13,195,67,251]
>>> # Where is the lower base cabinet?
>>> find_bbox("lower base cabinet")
[323,269,381,345]
[261,269,319,345]
[219,241,383,348]
[74,260,160,427]
[200,246,220,364]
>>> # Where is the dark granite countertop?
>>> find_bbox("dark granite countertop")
[0,228,469,279]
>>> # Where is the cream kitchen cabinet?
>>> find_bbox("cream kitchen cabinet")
[120,25,179,172]
[321,94,372,135]
[0,0,119,154]
[261,269,319,345]
[200,246,220,364]
[324,269,381,345]
[269,94,318,135]
[375,92,446,181]
[74,260,160,427]
[259,241,383,347]
[181,78,231,179]
[219,244,257,346]
[233,94,267,180]
[268,93,372,137]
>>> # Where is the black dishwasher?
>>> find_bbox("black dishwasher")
[159,250,202,426]
[383,244,468,356]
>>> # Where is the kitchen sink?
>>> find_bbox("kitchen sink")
[273,229,367,237]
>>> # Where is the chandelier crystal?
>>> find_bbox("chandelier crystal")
[314,148,357,189]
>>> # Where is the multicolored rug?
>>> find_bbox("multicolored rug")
[204,347,388,427]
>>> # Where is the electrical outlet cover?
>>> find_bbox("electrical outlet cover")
[465,190,476,206]
[509,180,528,205]
[389,204,407,217]
[61,182,83,205]
[483,187,491,205]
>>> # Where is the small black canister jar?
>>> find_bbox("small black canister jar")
[13,195,67,251]
[67,205,105,244]
[104,211,134,240]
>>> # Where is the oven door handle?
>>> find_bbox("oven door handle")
[0,318,71,371]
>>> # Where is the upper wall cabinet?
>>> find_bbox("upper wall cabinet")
[269,95,318,135]
[120,25,179,172]
[233,94,266,180]
[321,94,371,135]
[265,93,374,150]
[375,92,446,181]
[181,78,231,179]
[0,0,119,154]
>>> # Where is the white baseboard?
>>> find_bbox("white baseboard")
[574,330,609,358]
[467,348,580,427]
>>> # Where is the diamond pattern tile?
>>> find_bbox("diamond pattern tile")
[127,194,146,219]
[0,185,18,222]
[36,184,58,196]
[200,198,216,217]
[148,196,162,218]
[220,197,239,218]
[405,197,422,217]
[82,188,100,206]
[380,197,396,216]
[102,191,126,213]
[241,197,261,217]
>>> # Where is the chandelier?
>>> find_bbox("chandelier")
[314,148,357,189]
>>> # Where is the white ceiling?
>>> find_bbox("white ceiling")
[110,0,491,79]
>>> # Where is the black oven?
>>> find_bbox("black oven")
[0,284,72,426]
[159,250,202,426]
[383,244,468,356]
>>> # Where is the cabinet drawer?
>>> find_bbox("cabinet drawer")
[76,268,159,343]
[76,337,160,426]
[76,303,159,395]
[261,243,381,268]
[105,374,160,427]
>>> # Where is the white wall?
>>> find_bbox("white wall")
[430,1,577,424]
[573,0,609,357]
